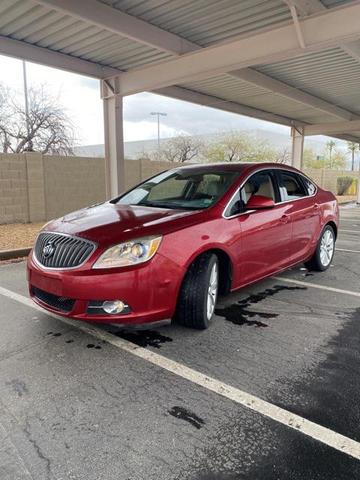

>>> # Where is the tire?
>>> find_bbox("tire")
[174,253,219,330]
[305,224,335,272]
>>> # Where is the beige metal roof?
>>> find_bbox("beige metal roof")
[99,0,292,47]
[0,0,359,141]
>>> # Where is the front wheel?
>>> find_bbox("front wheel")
[174,253,219,329]
[305,225,335,271]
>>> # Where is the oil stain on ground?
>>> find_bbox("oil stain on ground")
[216,285,307,327]
[87,343,102,349]
[168,406,205,430]
[112,329,173,349]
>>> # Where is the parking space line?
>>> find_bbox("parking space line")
[339,229,360,234]
[1,286,360,460]
[336,248,360,254]
[273,277,360,297]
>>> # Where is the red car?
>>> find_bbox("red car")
[27,163,338,329]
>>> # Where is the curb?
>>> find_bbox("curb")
[0,248,31,261]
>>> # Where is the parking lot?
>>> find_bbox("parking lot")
[0,204,359,480]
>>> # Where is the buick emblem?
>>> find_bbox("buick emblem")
[43,241,56,259]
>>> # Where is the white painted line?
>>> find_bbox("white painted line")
[1,286,360,460]
[339,229,360,234]
[273,277,360,297]
[336,248,360,254]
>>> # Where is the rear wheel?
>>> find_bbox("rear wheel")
[174,253,218,329]
[305,225,335,271]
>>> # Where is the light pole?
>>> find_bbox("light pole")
[22,60,32,151]
[150,112,167,150]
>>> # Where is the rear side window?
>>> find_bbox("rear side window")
[279,171,308,201]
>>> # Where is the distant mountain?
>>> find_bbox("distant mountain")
[74,129,334,159]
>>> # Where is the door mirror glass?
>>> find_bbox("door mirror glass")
[246,194,275,209]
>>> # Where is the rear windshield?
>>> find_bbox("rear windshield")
[115,168,240,210]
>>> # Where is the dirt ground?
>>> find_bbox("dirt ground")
[0,222,44,250]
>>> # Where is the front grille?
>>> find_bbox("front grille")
[34,232,95,269]
[32,287,75,312]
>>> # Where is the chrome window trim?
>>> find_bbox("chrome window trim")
[33,231,97,271]
[222,166,318,220]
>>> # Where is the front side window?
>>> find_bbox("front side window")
[279,171,308,200]
[224,170,276,217]
[116,168,240,210]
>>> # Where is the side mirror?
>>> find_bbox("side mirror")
[246,195,275,209]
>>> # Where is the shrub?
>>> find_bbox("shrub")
[337,176,354,195]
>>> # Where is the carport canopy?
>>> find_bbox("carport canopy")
[1,0,360,196]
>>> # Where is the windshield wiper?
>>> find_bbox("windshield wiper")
[137,202,178,209]
[137,202,202,210]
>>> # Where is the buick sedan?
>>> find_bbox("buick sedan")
[28,163,338,329]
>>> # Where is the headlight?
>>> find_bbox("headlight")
[92,236,162,269]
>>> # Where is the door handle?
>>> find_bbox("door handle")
[280,214,290,224]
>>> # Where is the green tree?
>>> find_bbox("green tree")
[325,140,336,168]
[204,132,278,163]
[302,148,321,169]
[347,142,358,171]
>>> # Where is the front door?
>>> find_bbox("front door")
[237,170,293,286]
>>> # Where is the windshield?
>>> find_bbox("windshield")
[115,168,240,210]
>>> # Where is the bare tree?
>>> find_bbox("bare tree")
[275,146,292,164]
[162,134,203,163]
[0,83,76,155]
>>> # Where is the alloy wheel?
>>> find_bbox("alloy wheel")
[207,262,218,320]
[320,229,334,267]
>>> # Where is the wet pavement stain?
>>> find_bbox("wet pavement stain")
[6,379,28,397]
[216,285,307,327]
[65,339,74,344]
[112,330,173,349]
[168,406,205,430]
[86,343,102,349]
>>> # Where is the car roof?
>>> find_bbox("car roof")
[172,162,300,174]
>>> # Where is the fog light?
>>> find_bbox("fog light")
[102,300,126,314]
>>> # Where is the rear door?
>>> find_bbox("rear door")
[233,169,293,286]
[276,170,320,263]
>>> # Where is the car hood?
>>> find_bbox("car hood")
[43,202,203,245]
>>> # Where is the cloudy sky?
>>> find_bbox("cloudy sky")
[0,53,292,147]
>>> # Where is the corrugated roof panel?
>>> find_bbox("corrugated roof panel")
[0,0,173,70]
[320,0,354,7]
[256,48,360,115]
[183,74,343,124]
[183,75,270,99]
[100,0,292,46]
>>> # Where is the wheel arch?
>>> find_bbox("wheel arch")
[325,220,338,239]
[182,247,233,296]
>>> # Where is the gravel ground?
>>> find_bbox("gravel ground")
[0,222,44,250]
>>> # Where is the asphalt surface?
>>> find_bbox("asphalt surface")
[0,204,360,480]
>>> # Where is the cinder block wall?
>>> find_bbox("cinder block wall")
[0,154,174,224]
[0,154,29,223]
[0,153,359,225]
[43,155,107,221]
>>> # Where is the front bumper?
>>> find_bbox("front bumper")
[27,251,185,324]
